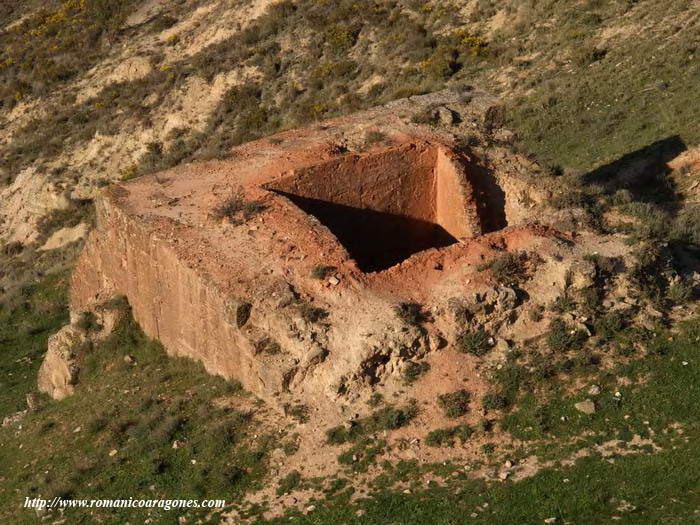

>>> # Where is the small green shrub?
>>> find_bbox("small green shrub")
[76,311,101,333]
[325,401,418,445]
[86,414,110,435]
[402,361,430,384]
[479,419,494,433]
[253,338,281,355]
[482,442,496,455]
[282,435,300,456]
[2,241,24,256]
[531,357,557,381]
[410,106,441,125]
[482,392,509,412]
[670,206,700,245]
[364,130,387,145]
[628,245,668,302]
[284,404,310,424]
[529,306,544,322]
[619,202,670,241]
[394,302,430,326]
[550,294,577,314]
[578,288,602,313]
[367,392,384,408]
[437,389,471,418]
[572,45,607,66]
[311,265,337,280]
[667,280,694,304]
[276,470,302,495]
[493,362,526,400]
[425,425,473,447]
[212,191,266,225]
[456,328,492,356]
[546,319,588,352]
[299,304,329,324]
[371,402,419,431]
[593,312,626,342]
[478,252,529,285]
[337,439,386,472]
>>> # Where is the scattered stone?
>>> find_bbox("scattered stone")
[305,505,316,513]
[588,385,601,396]
[574,399,596,415]
[403,489,411,494]
[124,355,135,364]
[3,412,26,428]
[504,460,513,468]
[25,393,40,411]
[73,426,82,433]
[544,518,557,524]
[328,276,340,286]
[436,106,457,125]
[495,339,511,353]
[498,471,509,480]
[108,449,118,457]
[356,509,366,517]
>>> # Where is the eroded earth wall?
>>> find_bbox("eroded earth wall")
[71,197,289,400]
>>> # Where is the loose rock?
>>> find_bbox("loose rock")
[575,399,596,415]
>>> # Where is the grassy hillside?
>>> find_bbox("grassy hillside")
[1,278,698,522]
[1,0,699,523]
[0,282,277,524]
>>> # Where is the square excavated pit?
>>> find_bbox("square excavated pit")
[61,90,543,408]
[266,142,482,272]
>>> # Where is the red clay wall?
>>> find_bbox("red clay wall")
[435,147,483,241]
[268,143,439,223]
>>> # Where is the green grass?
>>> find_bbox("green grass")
[0,285,273,524]
[502,316,700,443]
[0,273,68,419]
[502,0,700,172]
[270,438,700,523]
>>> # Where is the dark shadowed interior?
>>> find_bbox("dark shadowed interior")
[274,192,458,272]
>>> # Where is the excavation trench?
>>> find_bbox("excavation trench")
[267,142,484,272]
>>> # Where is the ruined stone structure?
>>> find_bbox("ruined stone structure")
[40,89,556,411]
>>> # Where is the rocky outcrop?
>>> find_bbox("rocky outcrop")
[38,297,128,400]
[37,325,84,400]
